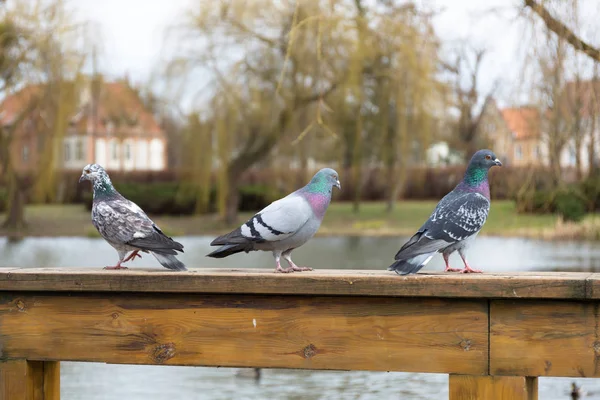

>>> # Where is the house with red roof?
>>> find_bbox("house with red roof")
[0,77,168,173]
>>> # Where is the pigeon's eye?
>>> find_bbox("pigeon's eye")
[485,155,491,160]
[85,169,91,174]
[333,175,337,180]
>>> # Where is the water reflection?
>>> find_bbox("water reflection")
[2,235,600,272]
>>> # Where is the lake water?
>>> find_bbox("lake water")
[1,235,600,399]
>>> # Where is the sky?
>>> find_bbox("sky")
[71,0,596,110]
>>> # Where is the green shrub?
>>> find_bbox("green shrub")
[554,189,587,223]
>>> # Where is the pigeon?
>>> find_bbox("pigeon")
[79,164,186,271]
[388,149,502,275]
[207,168,341,273]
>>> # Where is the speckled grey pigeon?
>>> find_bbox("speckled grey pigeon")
[388,150,502,275]
[79,164,186,271]
[207,168,341,273]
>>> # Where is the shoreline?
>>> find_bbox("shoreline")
[1,202,599,242]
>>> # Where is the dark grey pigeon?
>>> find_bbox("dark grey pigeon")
[79,164,186,271]
[207,168,341,273]
[388,150,502,275]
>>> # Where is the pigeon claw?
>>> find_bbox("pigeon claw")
[275,265,295,273]
[103,265,129,270]
[290,265,313,272]
[444,267,463,273]
[460,266,482,273]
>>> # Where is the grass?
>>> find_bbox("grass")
[0,200,579,239]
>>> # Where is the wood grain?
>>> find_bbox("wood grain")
[490,300,600,377]
[0,360,58,400]
[449,375,538,400]
[0,293,488,374]
[0,268,594,299]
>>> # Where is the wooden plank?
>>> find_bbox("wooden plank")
[42,362,60,400]
[490,300,600,377]
[0,293,488,374]
[0,268,593,299]
[449,375,538,400]
[0,360,57,400]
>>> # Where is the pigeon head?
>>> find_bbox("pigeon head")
[79,163,108,183]
[306,168,341,194]
[468,149,502,170]
[461,149,501,192]
[79,164,115,196]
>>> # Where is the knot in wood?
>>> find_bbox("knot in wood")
[459,339,471,351]
[151,342,176,364]
[15,300,26,312]
[303,344,317,359]
[111,312,119,320]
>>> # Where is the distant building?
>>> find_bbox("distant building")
[500,106,545,167]
[0,78,168,173]
[425,141,463,166]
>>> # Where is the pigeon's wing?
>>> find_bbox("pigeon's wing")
[211,194,312,246]
[93,198,183,255]
[245,194,313,242]
[395,192,490,259]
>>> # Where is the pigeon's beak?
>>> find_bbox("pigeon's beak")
[78,174,86,183]
[494,158,502,167]
[335,179,341,190]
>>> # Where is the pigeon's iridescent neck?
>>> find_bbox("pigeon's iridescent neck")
[458,166,490,198]
[301,191,331,219]
[92,175,117,199]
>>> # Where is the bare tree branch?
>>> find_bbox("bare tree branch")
[524,0,600,62]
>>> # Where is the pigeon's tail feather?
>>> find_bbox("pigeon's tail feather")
[206,243,248,258]
[152,252,187,271]
[210,227,252,246]
[388,252,435,275]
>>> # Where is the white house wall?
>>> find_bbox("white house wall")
[136,139,149,170]
[95,138,106,167]
[149,138,164,171]
[90,137,166,172]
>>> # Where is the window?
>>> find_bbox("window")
[515,145,522,160]
[110,141,118,160]
[64,143,71,162]
[22,145,29,162]
[124,142,132,161]
[75,141,83,161]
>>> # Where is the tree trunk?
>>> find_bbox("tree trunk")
[224,171,241,225]
[3,174,26,231]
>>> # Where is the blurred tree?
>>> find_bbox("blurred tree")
[524,0,600,62]
[168,0,441,221]
[0,0,87,231]
[443,46,496,162]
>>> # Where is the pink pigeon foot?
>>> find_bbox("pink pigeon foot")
[460,265,482,273]
[103,259,128,270]
[103,264,128,270]
[123,250,141,263]
[443,253,462,272]
[458,255,482,273]
[274,261,295,273]
[288,262,313,272]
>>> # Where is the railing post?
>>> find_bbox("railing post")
[0,360,60,400]
[449,375,538,400]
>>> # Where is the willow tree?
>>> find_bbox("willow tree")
[0,0,87,231]
[330,1,440,212]
[168,0,345,223]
